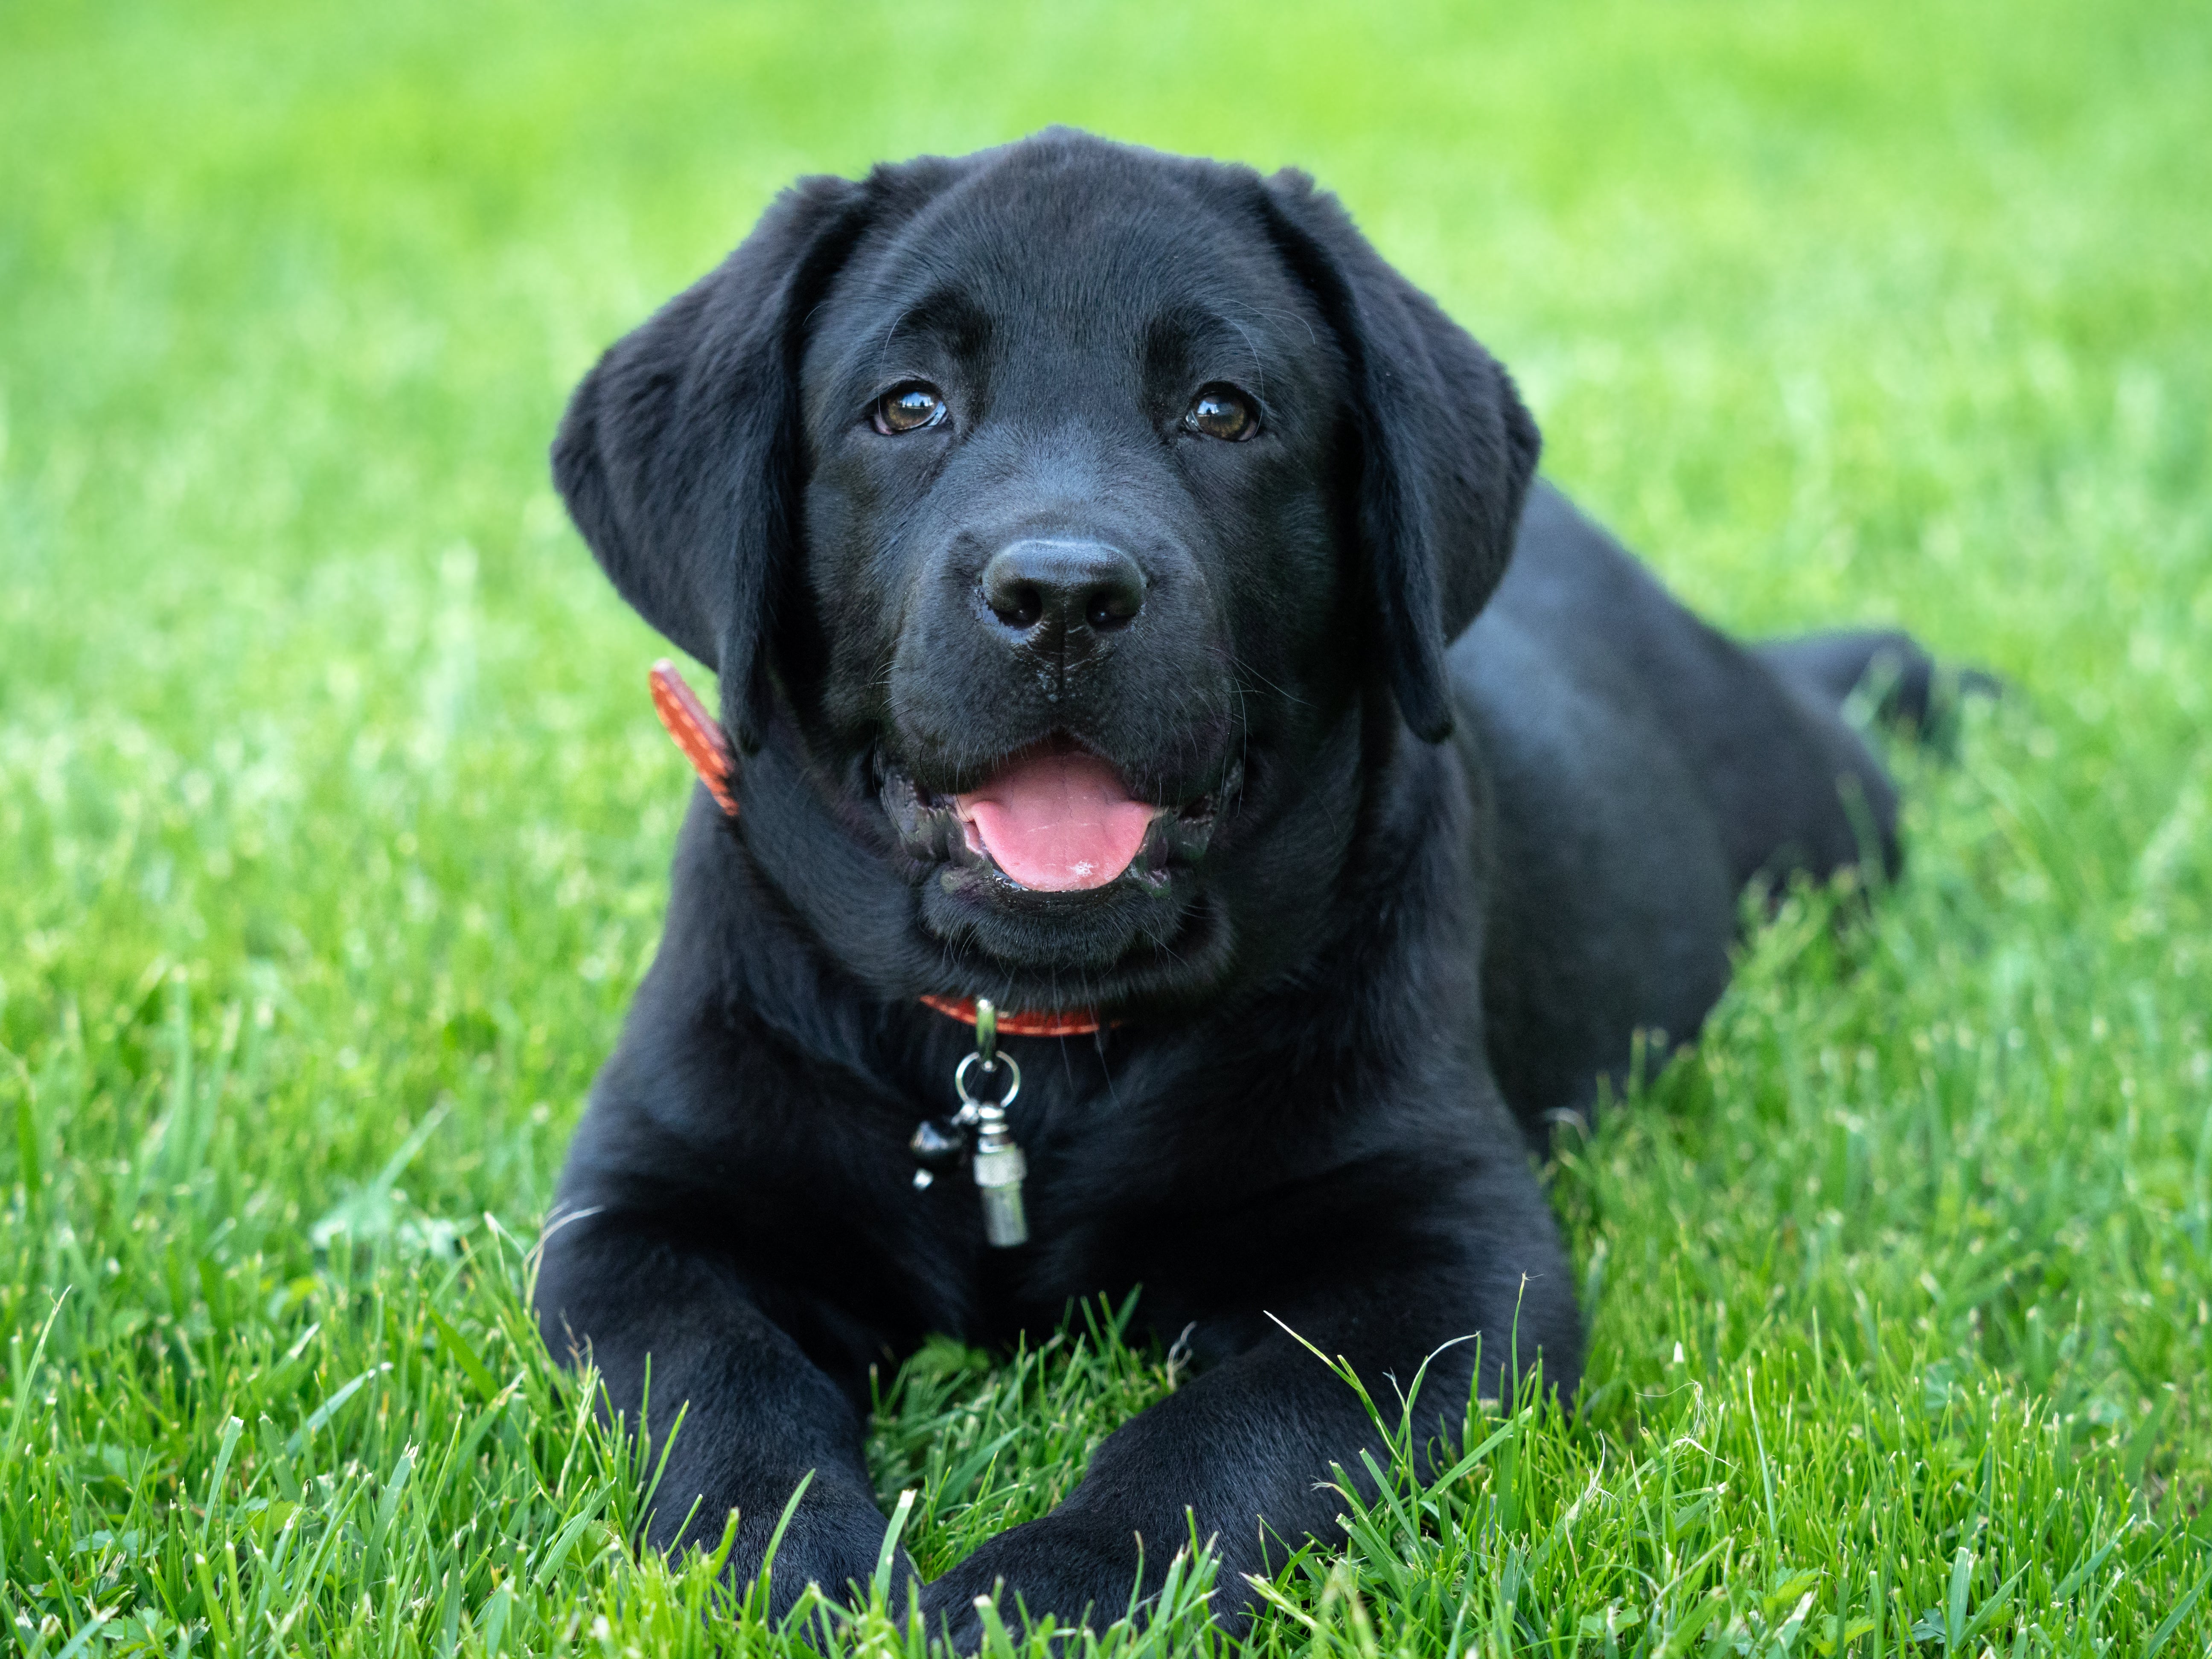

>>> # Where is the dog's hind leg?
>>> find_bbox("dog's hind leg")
[1758,629,1936,725]
[1757,628,1999,739]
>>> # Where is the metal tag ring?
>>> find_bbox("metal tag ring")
[954,1050,1022,1110]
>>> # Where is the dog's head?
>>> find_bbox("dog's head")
[555,131,1537,1013]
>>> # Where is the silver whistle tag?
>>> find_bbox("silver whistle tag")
[972,1137,1028,1247]
[938,998,1029,1247]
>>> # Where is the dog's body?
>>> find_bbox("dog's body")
[536,130,1924,1638]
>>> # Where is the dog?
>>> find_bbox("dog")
[535,128,1935,1640]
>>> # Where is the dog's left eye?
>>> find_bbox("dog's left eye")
[873,383,948,435]
[1182,384,1258,442]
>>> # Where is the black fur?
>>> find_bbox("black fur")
[538,129,1924,1641]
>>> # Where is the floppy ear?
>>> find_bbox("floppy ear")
[552,175,870,751]
[1257,170,1541,742]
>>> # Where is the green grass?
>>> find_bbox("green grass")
[3,0,2209,1652]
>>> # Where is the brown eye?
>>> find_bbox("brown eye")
[1183,384,1258,441]
[873,383,947,435]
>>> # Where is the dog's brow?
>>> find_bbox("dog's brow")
[882,286,991,344]
[1222,315,1266,402]
[1146,306,1279,388]
[1223,301,1319,349]
[840,287,994,391]
[873,302,919,378]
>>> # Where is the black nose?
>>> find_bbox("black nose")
[981,540,1146,650]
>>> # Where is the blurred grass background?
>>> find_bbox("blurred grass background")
[3,0,2209,1653]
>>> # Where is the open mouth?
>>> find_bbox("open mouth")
[882,736,1226,894]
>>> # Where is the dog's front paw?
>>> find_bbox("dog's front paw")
[700,1478,911,1622]
[919,1517,1154,1647]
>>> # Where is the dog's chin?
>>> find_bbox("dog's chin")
[918,870,1204,975]
[879,763,1235,991]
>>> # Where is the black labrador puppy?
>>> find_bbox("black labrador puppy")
[536,128,1928,1638]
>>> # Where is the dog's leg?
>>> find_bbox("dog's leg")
[915,1265,1573,1644]
[1755,627,2008,734]
[534,1208,904,1618]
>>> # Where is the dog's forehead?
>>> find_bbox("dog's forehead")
[812,147,1320,381]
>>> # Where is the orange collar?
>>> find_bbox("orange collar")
[649,660,1106,1039]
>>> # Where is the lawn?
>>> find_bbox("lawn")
[3,0,2209,1653]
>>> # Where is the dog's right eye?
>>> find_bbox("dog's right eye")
[873,383,948,436]
[1183,384,1259,442]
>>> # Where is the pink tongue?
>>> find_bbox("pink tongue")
[957,748,1157,891]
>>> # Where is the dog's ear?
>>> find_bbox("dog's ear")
[552,175,871,751]
[1257,170,1541,742]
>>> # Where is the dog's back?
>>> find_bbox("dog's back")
[1460,482,1921,1132]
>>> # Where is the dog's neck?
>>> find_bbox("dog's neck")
[649,659,1106,1038]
